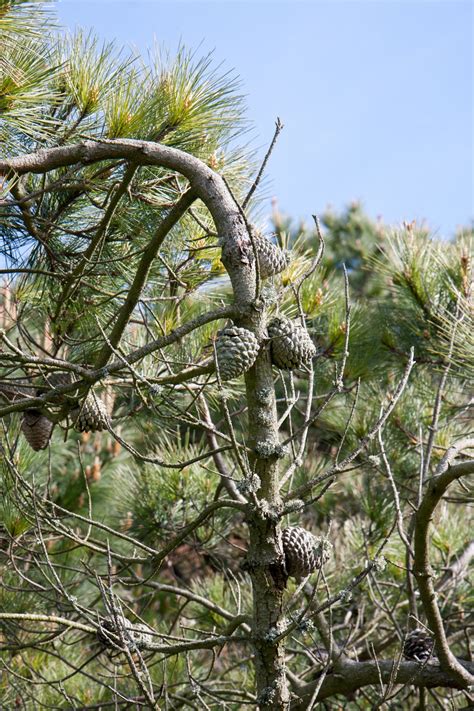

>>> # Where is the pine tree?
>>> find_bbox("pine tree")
[0,2,473,708]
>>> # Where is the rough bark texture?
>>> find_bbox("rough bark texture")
[232,252,289,707]
[244,348,290,709]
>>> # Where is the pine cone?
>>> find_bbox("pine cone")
[97,616,153,650]
[282,526,332,580]
[21,410,54,451]
[215,326,260,380]
[403,629,434,662]
[72,392,109,432]
[254,233,290,279]
[268,317,317,370]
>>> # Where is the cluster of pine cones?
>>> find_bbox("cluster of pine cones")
[216,231,328,584]
[215,232,317,381]
[0,374,109,452]
[2,231,315,449]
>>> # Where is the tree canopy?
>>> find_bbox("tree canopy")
[0,2,473,709]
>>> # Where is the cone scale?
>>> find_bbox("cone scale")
[403,629,434,662]
[21,410,54,451]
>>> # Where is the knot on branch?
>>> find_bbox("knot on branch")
[255,387,272,404]
[338,588,353,603]
[251,294,267,312]
[257,685,277,706]
[296,617,315,633]
[255,409,274,427]
[263,618,288,642]
[220,228,252,267]
[237,474,261,495]
[254,439,288,460]
[240,542,285,573]
[254,498,281,521]
[371,555,387,573]
[282,499,305,516]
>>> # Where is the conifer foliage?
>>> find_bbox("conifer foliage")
[0,2,473,708]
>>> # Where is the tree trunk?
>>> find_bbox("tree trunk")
[243,339,291,710]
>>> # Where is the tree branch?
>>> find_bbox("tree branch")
[413,441,474,687]
[288,348,415,501]
[94,188,196,369]
[293,658,474,706]
[0,613,95,634]
[0,306,237,418]
[0,138,257,304]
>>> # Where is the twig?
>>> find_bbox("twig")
[289,348,416,500]
[243,117,283,209]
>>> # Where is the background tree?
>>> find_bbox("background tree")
[0,1,473,708]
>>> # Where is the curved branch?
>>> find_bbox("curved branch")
[413,443,474,687]
[0,612,95,634]
[0,138,256,306]
[154,360,213,385]
[0,137,288,706]
[94,188,196,369]
[437,540,474,591]
[151,499,247,569]
[0,613,248,656]
[53,163,139,320]
[106,421,235,469]
[121,577,250,630]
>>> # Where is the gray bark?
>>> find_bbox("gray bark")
[292,658,474,706]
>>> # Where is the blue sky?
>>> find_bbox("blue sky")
[57,0,473,237]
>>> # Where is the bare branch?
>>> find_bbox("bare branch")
[414,444,474,686]
[243,117,283,209]
[293,658,474,706]
[289,348,416,501]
